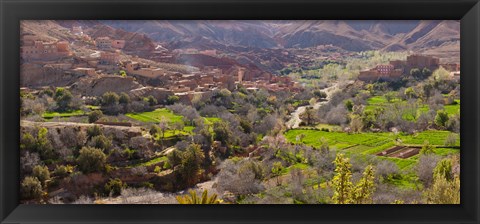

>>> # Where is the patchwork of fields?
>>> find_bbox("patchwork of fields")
[284,129,460,171]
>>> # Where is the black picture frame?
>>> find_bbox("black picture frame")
[1,0,479,223]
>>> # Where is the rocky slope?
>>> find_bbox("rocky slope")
[103,20,460,52]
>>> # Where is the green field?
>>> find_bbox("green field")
[284,129,460,170]
[126,108,184,124]
[127,108,221,138]
[128,156,168,168]
[42,110,85,119]
[365,95,460,118]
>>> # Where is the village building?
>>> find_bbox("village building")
[72,26,83,35]
[358,54,440,82]
[406,54,440,71]
[95,37,112,50]
[124,61,165,79]
[111,40,126,49]
[99,51,121,65]
[358,64,403,82]
[441,63,460,72]
[21,39,71,61]
[72,67,97,76]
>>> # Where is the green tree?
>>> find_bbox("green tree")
[167,95,180,105]
[350,165,375,204]
[102,92,119,106]
[77,146,107,174]
[20,132,36,151]
[167,149,183,169]
[176,190,220,204]
[425,157,459,204]
[420,140,435,155]
[444,133,457,147]
[271,161,284,186]
[332,154,353,204]
[88,110,103,123]
[177,144,205,186]
[88,135,112,152]
[36,127,56,160]
[410,68,422,79]
[32,165,51,186]
[433,158,453,181]
[331,154,376,204]
[53,165,70,178]
[300,106,317,126]
[213,121,233,145]
[384,92,396,103]
[434,110,449,128]
[104,178,126,196]
[21,176,43,199]
[87,125,102,138]
[54,87,73,111]
[119,92,131,104]
[145,95,157,106]
[422,67,432,78]
[344,100,354,112]
[404,87,416,99]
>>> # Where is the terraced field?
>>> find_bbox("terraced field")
[126,108,184,124]
[284,129,460,170]
[42,109,85,119]
[365,95,460,118]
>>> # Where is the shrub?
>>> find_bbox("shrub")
[21,176,43,199]
[36,127,56,160]
[88,110,103,123]
[167,95,180,105]
[88,135,112,152]
[76,147,107,173]
[20,132,36,151]
[444,133,457,147]
[119,92,131,105]
[87,125,102,138]
[145,95,157,106]
[104,178,126,197]
[102,92,119,106]
[32,165,50,186]
[53,165,70,178]
[415,154,440,187]
[434,110,449,128]
[53,87,73,111]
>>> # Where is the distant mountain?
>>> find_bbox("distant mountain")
[101,20,280,49]
[101,20,459,52]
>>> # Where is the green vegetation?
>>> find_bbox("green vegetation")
[176,190,220,204]
[126,108,184,123]
[42,109,85,119]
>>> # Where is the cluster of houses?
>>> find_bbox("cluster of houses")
[21,25,301,105]
[20,35,71,61]
[358,54,460,82]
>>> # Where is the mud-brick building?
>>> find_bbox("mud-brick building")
[21,40,71,61]
[99,51,120,65]
[95,37,112,50]
[358,64,403,82]
[406,54,440,71]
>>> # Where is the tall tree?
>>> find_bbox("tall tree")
[332,154,353,204]
[350,165,375,204]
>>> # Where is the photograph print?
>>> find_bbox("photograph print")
[19,20,460,204]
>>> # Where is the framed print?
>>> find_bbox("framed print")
[1,0,479,223]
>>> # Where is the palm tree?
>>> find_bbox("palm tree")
[176,190,220,204]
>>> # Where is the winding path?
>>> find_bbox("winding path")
[286,82,343,129]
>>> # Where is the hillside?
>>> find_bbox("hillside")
[102,20,460,53]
